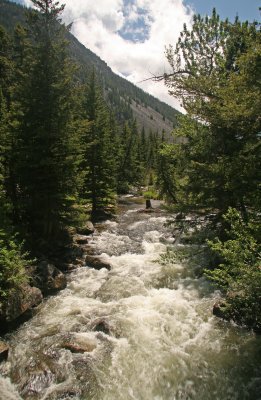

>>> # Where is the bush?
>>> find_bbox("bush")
[143,188,160,200]
[205,208,261,331]
[0,232,30,301]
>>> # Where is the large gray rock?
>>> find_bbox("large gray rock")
[36,261,67,294]
[2,285,43,323]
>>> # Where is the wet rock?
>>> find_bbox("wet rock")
[90,318,111,335]
[36,261,67,295]
[54,245,85,268]
[83,245,97,256]
[89,318,121,338]
[73,258,86,267]
[0,341,9,362]
[77,221,95,235]
[54,262,78,272]
[67,245,84,260]
[61,333,97,353]
[74,234,89,245]
[3,285,43,323]
[85,255,111,271]
[63,341,96,353]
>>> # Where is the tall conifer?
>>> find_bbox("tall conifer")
[15,0,80,246]
[81,71,116,218]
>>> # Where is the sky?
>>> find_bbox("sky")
[12,0,260,111]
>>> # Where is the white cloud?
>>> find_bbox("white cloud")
[22,0,194,111]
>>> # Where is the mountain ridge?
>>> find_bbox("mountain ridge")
[0,0,180,135]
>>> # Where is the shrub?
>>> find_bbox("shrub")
[205,208,261,331]
[0,232,30,301]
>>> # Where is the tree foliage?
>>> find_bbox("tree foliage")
[159,10,260,217]
[158,10,261,329]
[13,0,81,244]
[205,208,261,332]
[0,232,30,300]
[80,71,117,216]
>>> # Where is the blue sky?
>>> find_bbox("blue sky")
[10,0,260,110]
[184,0,260,22]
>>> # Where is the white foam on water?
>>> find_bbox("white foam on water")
[0,376,22,400]
[0,211,260,400]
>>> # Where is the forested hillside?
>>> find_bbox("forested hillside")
[0,0,179,136]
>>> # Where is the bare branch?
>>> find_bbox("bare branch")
[137,70,193,84]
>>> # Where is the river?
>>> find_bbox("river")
[0,198,260,400]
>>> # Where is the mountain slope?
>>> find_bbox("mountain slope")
[0,0,180,135]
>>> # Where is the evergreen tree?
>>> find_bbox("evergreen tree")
[140,126,147,163]
[81,71,116,217]
[158,10,261,329]
[160,10,260,217]
[0,25,14,229]
[117,120,143,193]
[14,0,80,246]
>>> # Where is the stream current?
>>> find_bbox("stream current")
[0,198,261,400]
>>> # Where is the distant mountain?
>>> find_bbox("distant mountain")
[0,0,180,135]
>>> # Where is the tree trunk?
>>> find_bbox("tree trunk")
[146,199,152,209]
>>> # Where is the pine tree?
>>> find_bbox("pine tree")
[161,10,261,216]
[0,25,14,229]
[117,120,143,193]
[81,71,116,218]
[15,0,80,246]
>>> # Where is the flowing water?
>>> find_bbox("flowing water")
[0,198,261,400]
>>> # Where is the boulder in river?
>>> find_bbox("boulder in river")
[90,318,111,335]
[61,333,97,353]
[0,285,43,326]
[74,234,89,245]
[85,255,112,271]
[63,341,96,353]
[36,261,67,295]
